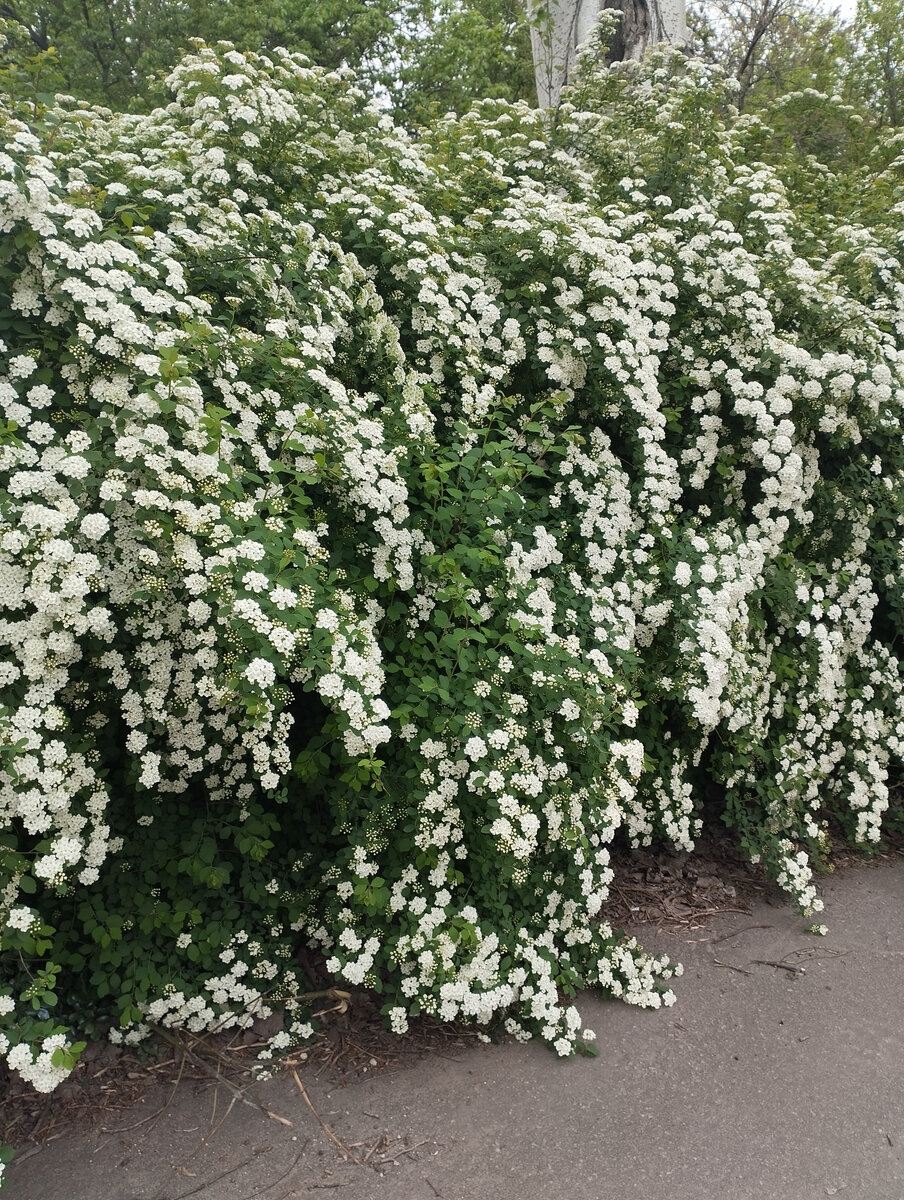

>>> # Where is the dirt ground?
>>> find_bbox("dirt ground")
[3,844,904,1200]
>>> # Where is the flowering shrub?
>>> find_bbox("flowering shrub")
[1,39,903,1177]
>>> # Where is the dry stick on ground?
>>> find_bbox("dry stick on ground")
[176,1090,239,1168]
[712,958,754,976]
[709,924,774,944]
[150,1024,294,1128]
[292,1069,363,1166]
[683,906,753,919]
[162,1145,262,1200]
[752,958,806,974]
[100,1047,188,1136]
[377,1138,428,1165]
[160,1144,307,1200]
[779,946,848,964]
[240,1145,309,1199]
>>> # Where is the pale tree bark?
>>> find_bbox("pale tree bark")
[529,0,687,107]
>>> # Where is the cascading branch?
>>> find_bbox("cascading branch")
[0,38,902,1135]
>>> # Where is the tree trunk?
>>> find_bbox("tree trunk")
[529,0,687,108]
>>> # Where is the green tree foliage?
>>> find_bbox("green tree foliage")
[850,0,904,126]
[0,14,65,106]
[689,0,904,148]
[0,1,539,123]
[0,0,536,120]
[688,0,853,113]
[3,0,902,134]
[0,0,400,109]
[686,0,904,230]
[390,0,536,125]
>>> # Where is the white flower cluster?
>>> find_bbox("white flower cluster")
[1,41,903,1082]
[2,1034,74,1093]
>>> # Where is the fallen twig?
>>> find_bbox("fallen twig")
[685,906,753,919]
[100,1049,186,1136]
[779,947,848,964]
[377,1138,428,1164]
[176,1091,237,1167]
[710,924,774,945]
[292,1069,362,1166]
[165,1148,252,1200]
[100,1105,171,1135]
[712,958,754,976]
[150,1025,293,1129]
[752,959,806,975]
[238,1145,307,1199]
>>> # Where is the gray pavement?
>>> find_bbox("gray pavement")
[6,858,904,1200]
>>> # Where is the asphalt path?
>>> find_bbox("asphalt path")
[6,858,903,1200]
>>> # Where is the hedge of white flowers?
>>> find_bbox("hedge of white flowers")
[1,35,903,1161]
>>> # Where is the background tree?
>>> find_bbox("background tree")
[1,1,902,134]
[688,0,851,112]
[389,0,536,124]
[0,0,400,110]
[0,0,175,106]
[848,0,904,126]
[0,13,65,105]
[529,0,688,108]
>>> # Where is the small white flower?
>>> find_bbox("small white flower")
[8,354,37,379]
[389,1006,408,1034]
[79,513,110,540]
[6,907,35,933]
[315,608,340,631]
[58,454,91,478]
[464,736,487,761]
[244,658,276,688]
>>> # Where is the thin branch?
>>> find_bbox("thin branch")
[709,923,774,944]
[100,1048,186,1135]
[292,1069,362,1166]
[752,958,806,974]
[150,1024,293,1128]
[712,957,754,975]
